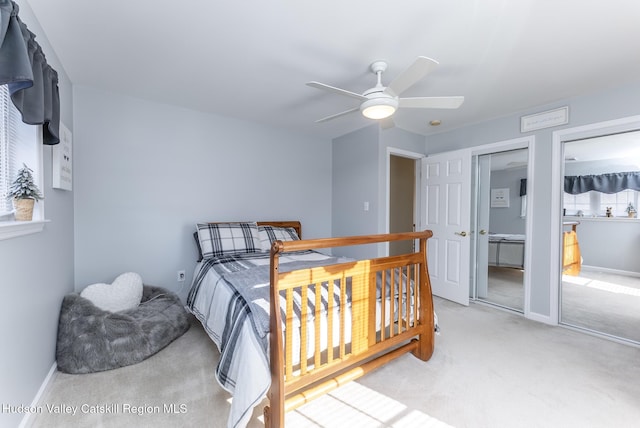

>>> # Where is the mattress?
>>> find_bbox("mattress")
[488,233,525,269]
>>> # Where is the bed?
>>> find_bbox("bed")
[487,223,581,275]
[562,221,581,276]
[488,233,525,269]
[187,221,435,428]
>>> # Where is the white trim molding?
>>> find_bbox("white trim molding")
[18,362,57,428]
[469,135,535,319]
[0,219,49,241]
[385,147,425,256]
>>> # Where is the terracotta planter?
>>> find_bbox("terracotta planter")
[13,198,35,221]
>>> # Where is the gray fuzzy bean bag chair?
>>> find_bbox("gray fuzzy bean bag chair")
[56,285,190,374]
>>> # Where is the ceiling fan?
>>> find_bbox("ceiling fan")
[307,56,464,124]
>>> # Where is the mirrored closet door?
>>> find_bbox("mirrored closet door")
[472,149,528,312]
[560,132,640,344]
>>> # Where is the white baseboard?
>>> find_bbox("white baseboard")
[18,362,57,428]
[581,265,640,278]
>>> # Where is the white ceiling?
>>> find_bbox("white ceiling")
[489,130,640,171]
[24,0,640,140]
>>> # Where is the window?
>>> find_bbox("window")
[563,191,593,216]
[601,189,638,216]
[0,85,43,230]
[564,189,639,217]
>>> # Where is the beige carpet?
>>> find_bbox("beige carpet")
[483,266,524,311]
[562,270,640,343]
[482,266,640,343]
[27,298,640,428]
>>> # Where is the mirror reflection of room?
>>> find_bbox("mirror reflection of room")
[474,149,528,312]
[560,131,640,344]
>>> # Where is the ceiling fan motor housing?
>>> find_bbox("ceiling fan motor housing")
[360,96,398,119]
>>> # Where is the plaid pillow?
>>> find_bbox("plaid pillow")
[196,222,261,258]
[258,226,300,251]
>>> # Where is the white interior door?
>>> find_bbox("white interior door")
[421,149,471,305]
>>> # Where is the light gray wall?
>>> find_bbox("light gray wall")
[0,2,75,427]
[426,80,640,319]
[489,167,527,234]
[332,125,380,259]
[73,86,332,296]
[332,125,425,260]
[564,218,640,273]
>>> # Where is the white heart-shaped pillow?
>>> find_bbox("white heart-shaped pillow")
[80,272,143,312]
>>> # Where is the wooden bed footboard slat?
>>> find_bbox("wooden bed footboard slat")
[380,270,387,341]
[368,270,377,348]
[299,286,309,375]
[339,272,347,359]
[314,283,322,370]
[285,288,294,381]
[414,264,419,326]
[405,266,411,331]
[350,271,368,355]
[327,281,334,364]
[390,267,396,338]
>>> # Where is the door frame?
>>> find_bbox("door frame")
[550,114,640,324]
[471,153,492,301]
[468,136,535,317]
[385,147,424,256]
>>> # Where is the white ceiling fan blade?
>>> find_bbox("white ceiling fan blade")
[386,56,439,96]
[398,96,464,109]
[315,107,360,123]
[307,81,367,101]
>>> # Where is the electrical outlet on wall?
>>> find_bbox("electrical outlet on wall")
[177,270,186,282]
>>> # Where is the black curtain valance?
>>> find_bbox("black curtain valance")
[0,0,59,145]
[564,171,640,195]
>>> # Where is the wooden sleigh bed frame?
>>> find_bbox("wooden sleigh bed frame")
[261,223,435,427]
[562,221,581,276]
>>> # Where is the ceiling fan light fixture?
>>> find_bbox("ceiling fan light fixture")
[361,97,398,120]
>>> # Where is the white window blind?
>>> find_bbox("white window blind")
[0,85,39,218]
[564,189,639,217]
[0,85,18,215]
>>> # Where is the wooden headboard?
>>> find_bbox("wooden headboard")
[257,221,302,239]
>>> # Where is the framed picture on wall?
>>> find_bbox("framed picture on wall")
[491,188,510,207]
[52,122,72,191]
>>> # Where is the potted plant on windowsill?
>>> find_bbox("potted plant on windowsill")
[9,163,43,221]
[626,203,637,218]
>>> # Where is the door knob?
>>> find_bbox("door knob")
[455,231,467,237]
[479,229,487,235]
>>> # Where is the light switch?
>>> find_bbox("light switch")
[363,201,369,211]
